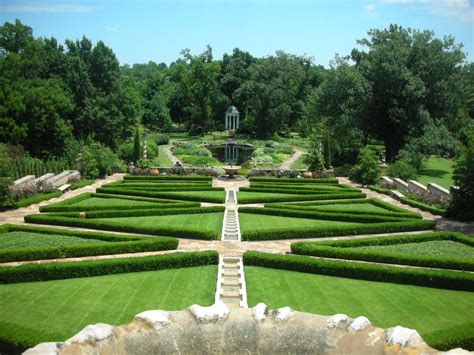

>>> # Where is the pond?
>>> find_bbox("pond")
[208,145,253,165]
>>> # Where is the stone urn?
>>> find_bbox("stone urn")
[303,171,313,179]
[223,165,241,178]
[150,168,159,176]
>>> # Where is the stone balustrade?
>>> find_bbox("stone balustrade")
[393,178,409,192]
[427,183,451,202]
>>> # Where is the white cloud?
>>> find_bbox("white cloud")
[105,26,119,32]
[0,3,94,13]
[364,3,377,13]
[379,0,474,21]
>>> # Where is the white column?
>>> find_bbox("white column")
[236,116,239,129]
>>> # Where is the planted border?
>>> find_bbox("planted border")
[24,213,222,240]
[243,251,474,291]
[399,197,446,215]
[291,232,474,271]
[124,175,212,181]
[0,224,178,263]
[0,251,218,284]
[248,177,338,184]
[238,192,366,204]
[240,217,435,241]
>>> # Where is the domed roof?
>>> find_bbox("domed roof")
[226,105,239,114]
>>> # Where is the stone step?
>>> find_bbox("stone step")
[223,270,239,277]
[222,290,241,298]
[224,236,239,241]
[222,278,240,286]
[221,295,241,303]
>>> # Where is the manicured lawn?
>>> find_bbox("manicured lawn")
[71,197,162,208]
[295,203,387,213]
[0,266,217,351]
[0,232,105,249]
[95,212,223,236]
[245,266,474,345]
[418,156,454,189]
[238,191,360,203]
[239,213,361,234]
[359,240,474,259]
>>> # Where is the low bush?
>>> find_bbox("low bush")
[0,224,178,263]
[248,177,338,184]
[85,206,224,219]
[400,197,446,215]
[349,148,381,185]
[24,213,221,240]
[95,187,225,203]
[0,251,218,284]
[243,251,474,291]
[388,160,417,181]
[367,185,392,195]
[239,207,417,223]
[124,175,212,181]
[291,232,474,271]
[155,134,170,145]
[10,191,61,209]
[240,218,435,241]
[238,192,366,204]
[424,323,474,351]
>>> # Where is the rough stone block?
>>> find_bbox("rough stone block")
[393,178,409,192]
[391,190,405,200]
[35,173,55,193]
[379,176,393,188]
[52,171,71,187]
[427,183,451,202]
[67,170,81,183]
[408,180,428,198]
[11,175,36,199]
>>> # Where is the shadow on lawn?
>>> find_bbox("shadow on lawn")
[419,168,449,179]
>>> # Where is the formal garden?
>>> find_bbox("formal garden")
[0,18,473,355]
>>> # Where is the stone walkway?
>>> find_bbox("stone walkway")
[0,174,125,225]
[163,144,183,166]
[280,149,305,169]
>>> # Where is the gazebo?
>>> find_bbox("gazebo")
[225,105,240,131]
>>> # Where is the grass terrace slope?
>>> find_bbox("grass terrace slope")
[237,178,434,240]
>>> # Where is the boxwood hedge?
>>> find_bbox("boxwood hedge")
[124,175,212,181]
[248,177,339,184]
[240,218,436,241]
[291,232,474,271]
[424,323,474,351]
[0,224,178,263]
[237,192,366,204]
[399,197,446,215]
[243,251,474,291]
[0,251,218,284]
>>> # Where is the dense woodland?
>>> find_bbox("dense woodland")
[0,19,473,217]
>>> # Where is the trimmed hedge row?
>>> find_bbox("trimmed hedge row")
[291,232,474,271]
[39,192,92,210]
[239,187,356,195]
[243,251,474,291]
[424,323,474,351]
[248,177,339,184]
[95,187,225,203]
[240,219,436,241]
[100,185,221,192]
[0,251,218,284]
[42,201,198,213]
[124,175,212,181]
[238,192,366,204]
[265,198,369,207]
[265,203,421,219]
[0,224,178,263]
[119,182,212,187]
[24,213,221,240]
[399,197,446,215]
[367,185,392,195]
[238,207,416,224]
[11,191,62,209]
[85,206,225,219]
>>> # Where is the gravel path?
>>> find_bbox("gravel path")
[280,150,305,169]
[163,144,183,166]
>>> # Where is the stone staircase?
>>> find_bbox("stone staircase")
[215,256,248,308]
[222,190,241,241]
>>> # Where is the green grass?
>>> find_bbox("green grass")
[11,191,62,209]
[245,266,474,347]
[93,212,223,236]
[239,213,361,234]
[153,144,173,167]
[290,153,309,170]
[418,156,454,189]
[0,266,217,351]
[359,240,474,259]
[0,232,105,249]
[71,197,162,208]
[296,203,387,213]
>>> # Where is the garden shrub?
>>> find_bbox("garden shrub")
[243,251,474,291]
[155,134,169,145]
[349,148,381,185]
[240,217,435,241]
[0,224,178,263]
[291,232,474,271]
[424,323,474,351]
[0,251,218,284]
[24,213,221,240]
[80,141,126,178]
[388,160,417,181]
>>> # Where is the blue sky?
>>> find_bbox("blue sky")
[1,0,473,66]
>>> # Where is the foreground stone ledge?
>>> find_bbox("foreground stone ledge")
[24,304,468,354]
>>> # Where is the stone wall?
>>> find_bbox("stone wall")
[25,303,467,355]
[379,176,451,204]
